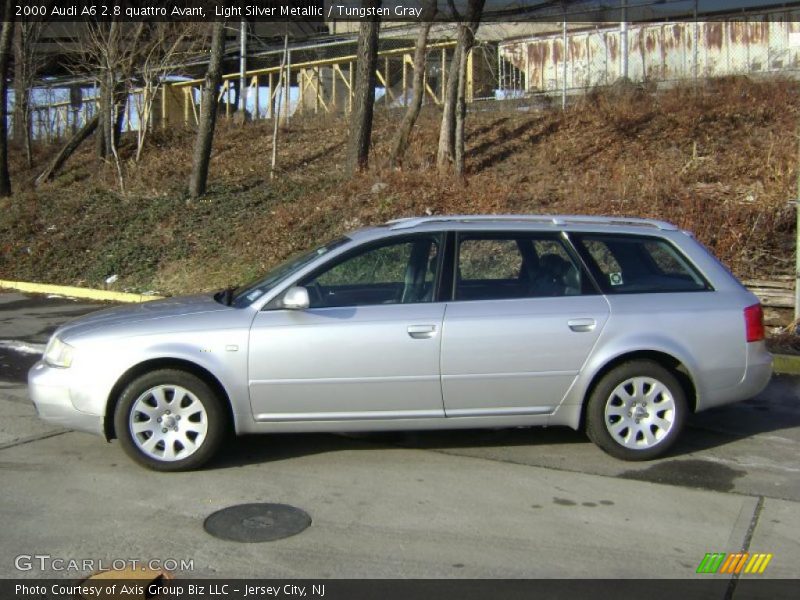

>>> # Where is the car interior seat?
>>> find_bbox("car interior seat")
[531,254,575,297]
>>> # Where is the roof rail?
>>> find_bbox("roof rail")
[386,214,678,231]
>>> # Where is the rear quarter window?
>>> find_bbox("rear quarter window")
[576,234,711,294]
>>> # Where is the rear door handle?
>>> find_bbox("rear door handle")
[407,324,437,339]
[568,318,596,333]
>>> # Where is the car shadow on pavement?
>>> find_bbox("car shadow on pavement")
[678,374,800,453]
[209,427,592,471]
[211,432,402,470]
[209,375,800,470]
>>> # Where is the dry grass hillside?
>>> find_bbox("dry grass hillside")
[1,76,797,297]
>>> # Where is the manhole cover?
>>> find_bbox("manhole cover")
[203,503,311,542]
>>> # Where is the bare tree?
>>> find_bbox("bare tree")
[345,0,382,176]
[453,20,479,176]
[65,22,143,155]
[35,115,99,185]
[436,0,484,176]
[35,22,201,186]
[133,23,203,162]
[0,0,14,197]
[58,20,148,191]
[12,18,49,168]
[51,21,198,190]
[189,20,226,199]
[435,25,462,170]
[388,0,437,168]
[270,30,289,180]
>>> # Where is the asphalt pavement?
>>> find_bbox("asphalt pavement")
[0,291,797,588]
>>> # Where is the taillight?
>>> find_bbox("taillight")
[744,304,765,343]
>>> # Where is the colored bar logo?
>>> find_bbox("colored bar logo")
[696,552,773,574]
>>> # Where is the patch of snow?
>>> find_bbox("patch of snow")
[0,340,46,355]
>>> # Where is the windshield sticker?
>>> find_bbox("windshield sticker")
[609,272,623,286]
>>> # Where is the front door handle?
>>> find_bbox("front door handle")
[568,318,596,333]
[407,324,437,339]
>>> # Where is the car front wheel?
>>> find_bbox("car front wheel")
[114,369,227,471]
[585,360,687,461]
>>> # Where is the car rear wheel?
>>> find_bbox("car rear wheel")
[585,360,687,461]
[114,369,226,471]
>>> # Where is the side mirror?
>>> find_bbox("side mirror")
[282,286,310,310]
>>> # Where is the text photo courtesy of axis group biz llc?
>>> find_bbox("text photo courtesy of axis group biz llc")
[0,0,799,599]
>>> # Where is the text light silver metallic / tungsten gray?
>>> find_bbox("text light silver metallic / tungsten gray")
[28,215,773,470]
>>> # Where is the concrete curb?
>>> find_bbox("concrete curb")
[0,280,163,303]
[773,354,800,376]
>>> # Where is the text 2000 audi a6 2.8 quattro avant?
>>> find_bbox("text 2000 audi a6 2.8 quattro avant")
[29,215,773,470]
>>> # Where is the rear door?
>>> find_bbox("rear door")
[440,232,610,416]
[573,233,744,389]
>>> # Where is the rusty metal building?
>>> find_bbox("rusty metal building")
[499,7,800,96]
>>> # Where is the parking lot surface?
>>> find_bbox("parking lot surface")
[0,292,798,584]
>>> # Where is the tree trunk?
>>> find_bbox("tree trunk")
[189,20,226,199]
[435,40,462,173]
[12,22,25,147]
[98,77,126,159]
[69,85,82,135]
[0,3,15,197]
[109,91,125,194]
[388,0,435,169]
[12,21,41,167]
[95,76,109,158]
[35,114,99,185]
[345,2,381,176]
[453,29,471,176]
[94,21,123,160]
[23,107,32,168]
[270,31,289,179]
[436,0,484,175]
[112,83,125,147]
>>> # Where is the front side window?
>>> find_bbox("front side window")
[576,234,710,294]
[231,237,349,307]
[301,236,441,308]
[455,234,586,301]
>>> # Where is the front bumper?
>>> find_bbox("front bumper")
[28,360,105,436]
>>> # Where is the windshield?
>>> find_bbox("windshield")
[229,237,350,307]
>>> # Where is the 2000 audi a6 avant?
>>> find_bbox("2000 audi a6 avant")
[29,215,772,470]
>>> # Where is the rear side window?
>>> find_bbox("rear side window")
[455,233,592,301]
[576,235,710,294]
[459,239,522,281]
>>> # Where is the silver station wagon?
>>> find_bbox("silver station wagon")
[29,215,773,470]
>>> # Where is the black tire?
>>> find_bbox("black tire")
[585,360,687,461]
[114,369,227,471]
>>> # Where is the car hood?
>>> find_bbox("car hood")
[56,294,232,341]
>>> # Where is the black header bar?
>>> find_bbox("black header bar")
[10,0,800,23]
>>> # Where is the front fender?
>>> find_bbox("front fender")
[71,333,250,430]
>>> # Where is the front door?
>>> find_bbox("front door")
[248,234,446,421]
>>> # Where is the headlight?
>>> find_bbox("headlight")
[44,337,75,368]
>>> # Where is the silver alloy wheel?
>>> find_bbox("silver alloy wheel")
[603,376,676,450]
[128,385,208,462]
